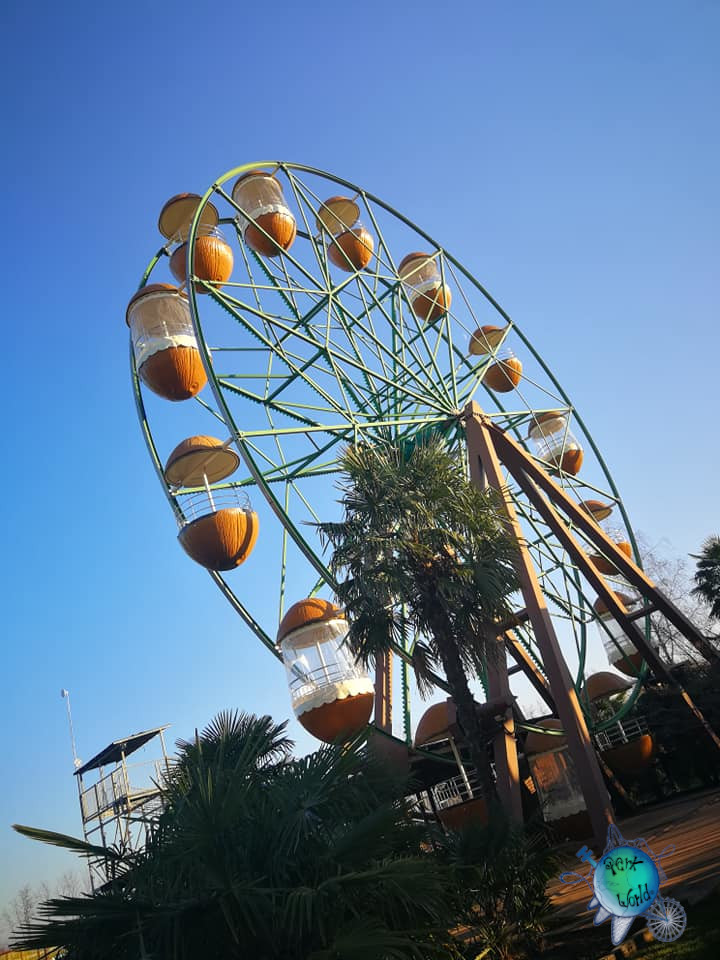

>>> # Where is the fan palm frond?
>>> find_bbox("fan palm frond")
[316,436,520,799]
[691,535,720,621]
[14,709,466,960]
[12,824,124,861]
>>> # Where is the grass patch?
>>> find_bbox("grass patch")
[634,890,720,959]
[541,890,720,959]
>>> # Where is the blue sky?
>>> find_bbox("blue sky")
[1,0,718,910]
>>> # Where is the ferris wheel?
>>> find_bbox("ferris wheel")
[127,162,718,839]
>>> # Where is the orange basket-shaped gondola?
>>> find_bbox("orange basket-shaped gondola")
[159,193,233,293]
[316,195,374,272]
[126,284,207,401]
[469,323,523,392]
[398,252,451,322]
[578,499,633,576]
[165,435,258,572]
[527,411,584,476]
[231,171,296,257]
[277,599,374,743]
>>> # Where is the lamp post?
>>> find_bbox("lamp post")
[60,688,82,770]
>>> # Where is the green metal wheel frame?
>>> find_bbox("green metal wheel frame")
[130,161,652,741]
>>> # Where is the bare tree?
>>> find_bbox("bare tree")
[1,883,38,946]
[1,871,83,947]
[636,533,719,666]
[57,870,82,898]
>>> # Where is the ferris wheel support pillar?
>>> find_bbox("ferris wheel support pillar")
[496,427,720,671]
[488,422,720,753]
[464,408,523,824]
[464,403,615,845]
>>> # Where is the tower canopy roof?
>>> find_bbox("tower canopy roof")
[74,726,170,776]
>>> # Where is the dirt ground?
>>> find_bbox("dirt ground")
[547,787,720,931]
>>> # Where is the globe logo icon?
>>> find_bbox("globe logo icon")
[593,845,659,918]
[561,826,687,946]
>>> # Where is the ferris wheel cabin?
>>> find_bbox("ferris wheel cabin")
[523,718,592,838]
[584,672,656,777]
[316,196,374,271]
[277,598,374,743]
[578,499,633,576]
[397,252,452,322]
[231,171,297,257]
[593,592,645,676]
[527,410,584,475]
[159,193,234,293]
[126,284,207,401]
[412,699,489,830]
[469,323,523,392]
[165,435,259,572]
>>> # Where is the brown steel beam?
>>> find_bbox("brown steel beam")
[627,605,658,622]
[504,629,557,713]
[491,425,720,752]
[485,644,523,822]
[597,752,637,813]
[487,420,719,667]
[465,408,523,822]
[465,402,615,845]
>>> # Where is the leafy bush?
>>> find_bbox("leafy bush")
[441,810,556,960]
[13,712,463,960]
[13,713,557,960]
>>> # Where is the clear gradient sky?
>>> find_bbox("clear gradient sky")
[1,0,718,910]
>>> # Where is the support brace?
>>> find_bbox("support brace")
[484,414,720,752]
[466,402,616,845]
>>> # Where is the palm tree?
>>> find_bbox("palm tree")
[444,816,555,960]
[692,535,720,623]
[12,711,462,960]
[317,436,520,803]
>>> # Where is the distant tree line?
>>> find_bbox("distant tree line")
[1,873,82,949]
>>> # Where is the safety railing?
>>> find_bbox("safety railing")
[430,768,483,811]
[80,758,171,821]
[175,487,252,524]
[288,660,367,702]
[595,715,650,751]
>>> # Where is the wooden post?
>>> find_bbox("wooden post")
[465,402,615,846]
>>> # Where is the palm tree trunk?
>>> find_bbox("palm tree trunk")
[429,612,498,804]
